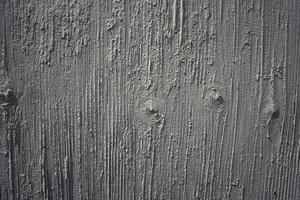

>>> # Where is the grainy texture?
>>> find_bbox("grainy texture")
[0,0,299,199]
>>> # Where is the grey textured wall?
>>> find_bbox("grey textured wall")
[0,0,299,199]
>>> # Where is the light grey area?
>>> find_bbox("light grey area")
[0,0,299,199]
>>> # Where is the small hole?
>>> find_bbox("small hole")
[271,110,280,119]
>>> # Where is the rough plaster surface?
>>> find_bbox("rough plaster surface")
[0,0,299,199]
